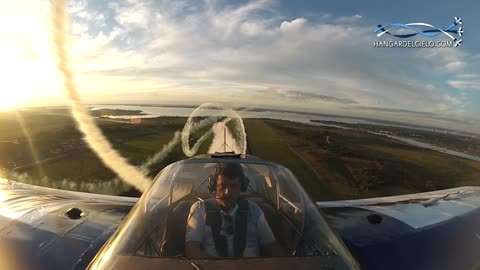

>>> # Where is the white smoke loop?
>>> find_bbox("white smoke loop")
[181,103,247,157]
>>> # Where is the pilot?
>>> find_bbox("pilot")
[185,162,285,258]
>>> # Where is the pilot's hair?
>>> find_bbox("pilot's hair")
[208,163,249,192]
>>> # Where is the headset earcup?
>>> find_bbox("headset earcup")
[207,174,215,193]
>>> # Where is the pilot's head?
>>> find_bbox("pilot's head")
[210,163,245,211]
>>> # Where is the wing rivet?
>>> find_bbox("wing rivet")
[66,208,84,220]
[367,214,383,224]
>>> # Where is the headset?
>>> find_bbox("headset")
[207,163,250,193]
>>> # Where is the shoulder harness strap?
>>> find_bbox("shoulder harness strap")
[204,199,228,257]
[205,199,250,257]
[234,199,249,256]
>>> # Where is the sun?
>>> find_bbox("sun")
[0,41,59,111]
[0,5,61,111]
[0,61,47,111]
[0,93,28,111]
[0,65,58,111]
[0,61,32,111]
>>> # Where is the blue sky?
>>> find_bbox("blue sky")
[1,0,479,133]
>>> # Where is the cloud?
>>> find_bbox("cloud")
[349,106,467,123]
[448,80,480,90]
[240,21,265,36]
[63,1,463,116]
[280,18,307,32]
[445,61,466,71]
[114,2,151,29]
[443,95,461,105]
[2,0,479,132]
[456,73,479,79]
[351,106,439,116]
[335,14,362,23]
[276,90,358,104]
[414,47,473,78]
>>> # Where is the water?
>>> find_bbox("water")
[90,105,480,162]
[370,132,480,162]
[91,104,393,125]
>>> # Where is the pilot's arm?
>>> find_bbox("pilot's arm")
[257,209,287,256]
[185,202,209,258]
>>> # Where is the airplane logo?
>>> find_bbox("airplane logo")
[454,16,462,25]
[374,17,464,47]
[454,38,462,47]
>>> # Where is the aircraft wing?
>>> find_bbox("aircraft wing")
[0,178,137,270]
[318,187,480,270]
[3,176,480,270]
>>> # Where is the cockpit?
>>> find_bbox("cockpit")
[88,157,360,270]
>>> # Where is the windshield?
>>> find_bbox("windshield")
[88,159,359,269]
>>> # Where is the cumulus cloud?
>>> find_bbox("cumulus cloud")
[280,17,307,32]
[2,0,478,132]
[240,21,265,36]
[335,14,362,23]
[63,1,473,122]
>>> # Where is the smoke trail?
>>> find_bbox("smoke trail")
[51,1,248,192]
[190,116,221,134]
[51,0,151,192]
[228,115,247,154]
[208,122,242,153]
[136,104,245,168]
[139,131,181,174]
[135,113,221,172]
[6,171,133,195]
[132,116,216,177]
[181,103,247,157]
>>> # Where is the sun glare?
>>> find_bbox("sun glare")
[0,62,52,111]
[0,2,59,111]
[0,93,27,111]
[0,40,59,111]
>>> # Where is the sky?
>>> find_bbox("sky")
[1,0,480,133]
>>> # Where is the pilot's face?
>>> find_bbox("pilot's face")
[215,175,241,211]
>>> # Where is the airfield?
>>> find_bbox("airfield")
[1,107,480,201]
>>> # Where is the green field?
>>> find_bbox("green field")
[0,109,212,195]
[1,108,479,200]
[245,119,480,200]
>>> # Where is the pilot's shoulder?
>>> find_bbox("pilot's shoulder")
[245,200,263,217]
[190,200,207,213]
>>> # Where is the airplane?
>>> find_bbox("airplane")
[454,17,463,25]
[454,38,463,47]
[3,1,476,269]
[1,152,480,270]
